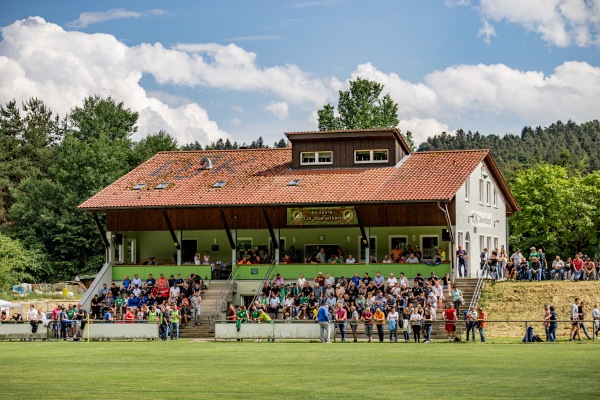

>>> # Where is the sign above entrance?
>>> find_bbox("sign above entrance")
[471,211,492,227]
[287,206,358,226]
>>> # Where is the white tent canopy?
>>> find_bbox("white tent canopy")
[0,300,22,308]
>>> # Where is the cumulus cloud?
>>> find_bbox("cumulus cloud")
[350,61,600,139]
[66,8,165,29]
[476,0,600,47]
[0,17,226,144]
[265,101,289,119]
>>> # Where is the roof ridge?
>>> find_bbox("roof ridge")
[414,149,490,154]
[158,148,291,154]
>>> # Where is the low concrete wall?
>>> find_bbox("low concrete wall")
[215,321,331,340]
[0,322,158,340]
[0,323,50,340]
[88,322,159,339]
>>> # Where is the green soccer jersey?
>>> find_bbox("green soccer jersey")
[115,297,125,308]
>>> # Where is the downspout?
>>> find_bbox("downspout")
[437,202,456,284]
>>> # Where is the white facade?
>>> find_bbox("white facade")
[454,162,508,277]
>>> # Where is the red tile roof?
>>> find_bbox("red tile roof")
[79,147,518,212]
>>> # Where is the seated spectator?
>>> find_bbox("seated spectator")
[550,256,565,280]
[382,255,392,263]
[530,257,542,281]
[368,255,377,263]
[505,260,517,281]
[411,281,424,301]
[584,259,597,281]
[324,273,335,287]
[572,254,584,281]
[267,293,281,317]
[390,244,403,262]
[99,283,109,296]
[373,272,385,293]
[414,247,423,261]
[338,276,348,287]
[386,273,398,294]
[427,272,438,285]
[273,274,284,288]
[406,253,419,263]
[414,273,425,287]
[146,274,156,288]
[517,258,529,280]
[157,274,168,288]
[346,254,356,264]
[132,274,143,289]
[335,284,345,298]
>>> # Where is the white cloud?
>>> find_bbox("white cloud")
[0,17,226,144]
[265,101,289,119]
[349,61,600,141]
[478,20,497,44]
[66,8,165,28]
[478,0,600,47]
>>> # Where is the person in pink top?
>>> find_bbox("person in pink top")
[335,303,348,342]
[572,254,584,281]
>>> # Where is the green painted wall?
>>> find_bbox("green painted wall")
[232,263,450,280]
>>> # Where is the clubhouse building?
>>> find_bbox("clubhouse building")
[79,128,518,303]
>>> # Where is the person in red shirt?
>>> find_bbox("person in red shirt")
[444,303,457,341]
[124,307,135,323]
[572,255,584,281]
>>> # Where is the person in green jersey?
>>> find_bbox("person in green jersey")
[115,294,126,317]
[66,305,76,338]
[236,306,248,332]
[249,305,260,322]
[170,308,180,340]
[148,306,157,323]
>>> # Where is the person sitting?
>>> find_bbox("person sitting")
[391,244,403,262]
[530,257,542,281]
[583,259,597,281]
[414,247,423,261]
[414,273,425,287]
[346,254,356,264]
[406,253,419,263]
[368,255,377,263]
[517,258,529,280]
[550,256,565,280]
[382,255,392,263]
[505,260,517,281]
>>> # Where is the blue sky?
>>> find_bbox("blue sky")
[1,0,599,146]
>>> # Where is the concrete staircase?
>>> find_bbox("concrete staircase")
[430,278,481,339]
[179,280,231,339]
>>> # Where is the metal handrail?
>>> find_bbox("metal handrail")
[247,260,276,309]
[207,265,239,331]
[468,272,486,311]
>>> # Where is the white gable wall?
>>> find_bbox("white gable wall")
[454,161,508,277]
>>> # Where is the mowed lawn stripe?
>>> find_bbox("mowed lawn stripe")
[0,341,597,399]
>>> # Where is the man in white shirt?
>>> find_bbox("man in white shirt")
[550,256,565,280]
[398,272,409,288]
[131,274,142,289]
[592,303,600,338]
[570,298,580,341]
[406,253,419,263]
[387,273,398,294]
[346,254,356,264]
[324,273,335,287]
[170,285,180,299]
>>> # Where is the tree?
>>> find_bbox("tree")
[0,233,44,290]
[130,130,178,166]
[508,164,596,258]
[317,77,399,131]
[0,98,61,224]
[274,138,287,148]
[9,96,139,280]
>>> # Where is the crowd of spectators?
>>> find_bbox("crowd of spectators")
[232,269,458,343]
[474,246,600,282]
[86,272,206,339]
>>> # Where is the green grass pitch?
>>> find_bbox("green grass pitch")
[0,340,597,399]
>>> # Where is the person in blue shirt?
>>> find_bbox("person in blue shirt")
[317,303,331,343]
[127,293,139,308]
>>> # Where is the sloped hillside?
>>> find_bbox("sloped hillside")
[478,281,600,338]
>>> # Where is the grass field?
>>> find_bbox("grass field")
[0,340,598,399]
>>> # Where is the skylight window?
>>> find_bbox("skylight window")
[287,179,301,186]
[212,181,227,188]
[132,183,146,190]
[155,183,169,190]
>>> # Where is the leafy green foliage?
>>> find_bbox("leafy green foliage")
[508,164,598,258]
[318,77,399,131]
[0,233,45,290]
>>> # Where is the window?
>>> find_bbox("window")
[486,181,491,206]
[493,188,498,208]
[465,178,470,202]
[493,237,498,251]
[354,149,388,163]
[479,179,484,204]
[155,183,169,190]
[287,179,301,186]
[487,236,491,252]
[132,183,146,190]
[300,151,332,165]
[212,181,227,188]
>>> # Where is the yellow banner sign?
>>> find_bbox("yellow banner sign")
[287,207,358,225]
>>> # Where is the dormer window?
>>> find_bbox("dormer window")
[355,149,388,163]
[300,151,332,165]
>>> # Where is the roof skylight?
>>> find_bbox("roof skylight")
[212,181,227,188]
[132,183,146,190]
[287,179,301,186]
[155,183,169,190]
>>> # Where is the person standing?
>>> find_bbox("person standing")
[543,305,551,341]
[170,307,180,340]
[387,306,399,343]
[191,291,202,326]
[477,307,487,342]
[373,307,386,342]
[335,303,348,342]
[361,307,374,343]
[465,306,477,342]
[569,298,581,341]
[546,306,558,342]
[592,303,600,338]
[451,284,463,314]
[349,306,359,343]
[444,303,458,342]
[578,301,592,340]
[317,303,332,343]
[456,245,468,278]
[423,304,435,343]
[410,308,423,343]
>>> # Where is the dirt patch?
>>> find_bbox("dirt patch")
[478,281,600,337]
